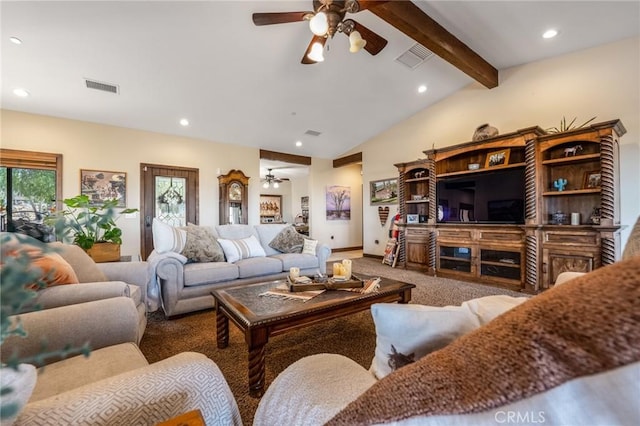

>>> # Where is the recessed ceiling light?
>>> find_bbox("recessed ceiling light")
[418,85,427,94]
[13,88,29,97]
[542,29,558,39]
[295,141,303,147]
[179,118,189,126]
[10,36,22,45]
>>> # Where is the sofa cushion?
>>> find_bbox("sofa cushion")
[183,262,239,287]
[328,256,640,425]
[369,303,481,379]
[302,238,318,255]
[30,342,148,402]
[268,225,305,254]
[235,256,283,278]
[53,242,108,283]
[215,224,258,241]
[271,253,320,271]
[152,218,187,254]
[622,215,640,260]
[217,235,266,263]
[182,224,225,263]
[254,223,289,255]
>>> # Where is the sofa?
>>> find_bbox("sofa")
[148,222,331,317]
[1,297,241,425]
[1,232,148,342]
[254,255,640,425]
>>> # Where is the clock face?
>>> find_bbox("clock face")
[229,182,242,201]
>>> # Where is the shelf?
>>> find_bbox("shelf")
[542,153,599,166]
[480,260,520,269]
[436,162,525,178]
[542,188,600,196]
[405,199,429,204]
[439,255,471,263]
[405,177,430,183]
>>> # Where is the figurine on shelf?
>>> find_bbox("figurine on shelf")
[552,211,568,225]
[564,145,583,157]
[590,207,601,225]
[553,178,568,191]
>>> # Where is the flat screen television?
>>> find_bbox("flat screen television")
[436,167,525,224]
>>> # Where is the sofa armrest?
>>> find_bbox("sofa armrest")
[148,251,188,317]
[97,261,149,293]
[22,281,131,312]
[16,352,242,426]
[316,243,332,274]
[2,297,139,367]
[254,354,375,426]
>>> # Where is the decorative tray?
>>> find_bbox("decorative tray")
[287,274,364,292]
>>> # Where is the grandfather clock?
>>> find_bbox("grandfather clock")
[218,169,249,225]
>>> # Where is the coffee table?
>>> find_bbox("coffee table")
[212,276,414,397]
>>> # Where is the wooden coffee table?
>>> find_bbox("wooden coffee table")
[212,276,414,397]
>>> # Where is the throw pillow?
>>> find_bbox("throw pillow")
[182,224,225,262]
[369,303,481,379]
[302,238,318,255]
[217,235,267,263]
[152,218,187,254]
[269,226,305,253]
[0,364,37,426]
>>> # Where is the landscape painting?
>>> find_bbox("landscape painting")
[80,169,127,207]
[370,178,398,205]
[326,185,350,220]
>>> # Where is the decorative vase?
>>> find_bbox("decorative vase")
[85,242,121,263]
[472,124,499,141]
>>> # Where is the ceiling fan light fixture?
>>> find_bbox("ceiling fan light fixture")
[309,12,328,36]
[263,181,269,189]
[308,41,325,62]
[349,30,366,53]
[273,182,280,189]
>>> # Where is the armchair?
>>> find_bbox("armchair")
[2,297,241,425]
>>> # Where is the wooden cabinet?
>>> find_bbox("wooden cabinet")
[393,119,624,293]
[218,170,249,225]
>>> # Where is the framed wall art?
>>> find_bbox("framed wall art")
[485,148,510,168]
[583,170,601,188]
[80,169,127,207]
[326,185,350,220]
[370,178,398,205]
[260,194,282,223]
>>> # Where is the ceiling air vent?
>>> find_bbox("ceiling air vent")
[85,78,119,94]
[304,129,322,137]
[395,43,434,70]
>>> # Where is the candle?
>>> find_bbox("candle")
[342,259,352,280]
[571,212,580,226]
[289,267,300,279]
[333,262,344,277]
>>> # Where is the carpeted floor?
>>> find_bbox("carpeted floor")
[139,257,525,425]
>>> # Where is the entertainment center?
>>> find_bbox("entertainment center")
[395,119,625,293]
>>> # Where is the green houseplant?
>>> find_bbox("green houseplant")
[47,195,138,262]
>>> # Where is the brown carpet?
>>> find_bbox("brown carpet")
[139,257,525,425]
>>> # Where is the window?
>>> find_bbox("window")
[0,149,62,241]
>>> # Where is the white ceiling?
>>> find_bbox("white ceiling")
[2,1,639,161]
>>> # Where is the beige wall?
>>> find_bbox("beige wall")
[2,37,638,258]
[357,37,640,256]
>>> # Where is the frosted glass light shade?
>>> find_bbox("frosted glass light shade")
[307,42,325,62]
[309,12,328,36]
[349,30,366,53]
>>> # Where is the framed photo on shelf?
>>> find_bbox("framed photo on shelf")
[260,194,282,222]
[583,170,601,188]
[485,148,510,168]
[80,169,127,207]
[369,178,398,205]
[406,214,419,224]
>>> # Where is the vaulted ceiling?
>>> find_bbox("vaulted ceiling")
[2,1,638,159]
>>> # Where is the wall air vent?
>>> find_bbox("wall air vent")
[304,129,322,137]
[85,78,119,94]
[395,43,434,69]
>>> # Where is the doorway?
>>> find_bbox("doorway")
[140,163,198,259]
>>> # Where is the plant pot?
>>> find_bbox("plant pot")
[85,242,120,263]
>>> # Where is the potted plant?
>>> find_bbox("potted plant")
[47,195,138,262]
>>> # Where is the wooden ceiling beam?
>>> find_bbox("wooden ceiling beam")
[369,1,498,89]
[259,149,312,166]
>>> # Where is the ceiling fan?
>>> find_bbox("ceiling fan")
[262,169,290,188]
[252,0,388,64]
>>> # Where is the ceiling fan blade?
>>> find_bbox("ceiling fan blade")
[301,35,327,64]
[252,12,310,26]
[353,20,388,55]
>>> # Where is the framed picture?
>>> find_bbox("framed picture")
[382,238,399,267]
[326,185,351,220]
[80,169,127,207]
[485,148,510,168]
[260,194,282,222]
[370,178,398,205]
[583,170,601,188]
[406,214,419,224]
